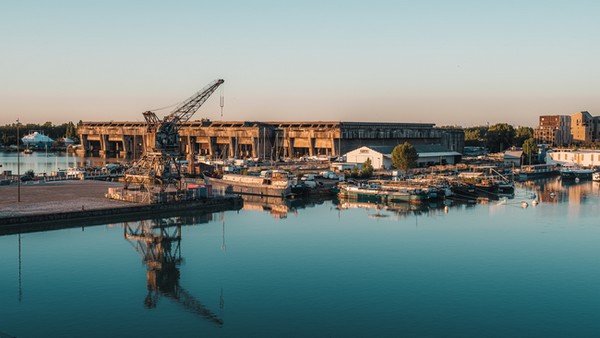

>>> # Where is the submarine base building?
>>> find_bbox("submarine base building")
[77,120,464,162]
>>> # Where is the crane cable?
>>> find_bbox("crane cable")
[220,86,225,117]
[150,98,186,112]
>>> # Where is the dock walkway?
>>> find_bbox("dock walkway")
[0,180,242,234]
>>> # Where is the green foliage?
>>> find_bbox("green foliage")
[391,142,419,171]
[24,169,35,178]
[463,126,488,146]
[515,126,534,146]
[0,121,77,146]
[350,166,360,178]
[522,138,537,164]
[361,158,374,178]
[486,123,516,152]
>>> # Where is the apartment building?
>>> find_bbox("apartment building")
[533,115,571,146]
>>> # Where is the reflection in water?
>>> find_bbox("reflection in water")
[240,195,324,219]
[123,217,224,326]
[519,177,600,204]
[335,197,462,219]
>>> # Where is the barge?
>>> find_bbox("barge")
[205,170,293,198]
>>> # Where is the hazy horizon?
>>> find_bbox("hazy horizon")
[2,1,598,127]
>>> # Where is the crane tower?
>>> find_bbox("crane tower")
[123,79,224,193]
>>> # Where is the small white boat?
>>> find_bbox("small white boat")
[593,172,600,182]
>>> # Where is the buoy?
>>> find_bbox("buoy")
[575,177,580,183]
[522,201,529,208]
[550,192,555,198]
[444,206,449,213]
[532,200,538,206]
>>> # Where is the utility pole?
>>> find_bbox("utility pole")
[16,119,21,203]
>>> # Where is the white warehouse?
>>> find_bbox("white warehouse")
[344,145,462,169]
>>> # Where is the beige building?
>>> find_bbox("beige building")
[570,111,593,144]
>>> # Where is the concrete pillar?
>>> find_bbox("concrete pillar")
[186,136,195,175]
[252,136,258,158]
[99,135,108,158]
[208,137,215,159]
[119,137,128,158]
[229,137,236,158]
[288,138,294,158]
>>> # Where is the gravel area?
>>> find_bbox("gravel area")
[0,180,133,217]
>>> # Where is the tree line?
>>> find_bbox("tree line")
[464,123,534,153]
[0,121,78,146]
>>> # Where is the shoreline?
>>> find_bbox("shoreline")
[0,180,242,235]
[0,196,242,235]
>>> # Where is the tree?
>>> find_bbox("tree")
[361,158,374,178]
[522,138,537,165]
[464,126,488,147]
[391,142,419,172]
[515,126,534,147]
[486,123,515,152]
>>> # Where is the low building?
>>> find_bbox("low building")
[545,149,600,167]
[344,144,462,169]
[504,149,524,167]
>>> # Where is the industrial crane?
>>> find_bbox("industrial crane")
[124,79,224,192]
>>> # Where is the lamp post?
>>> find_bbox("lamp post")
[16,119,21,203]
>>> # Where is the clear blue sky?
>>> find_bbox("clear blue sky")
[1,0,599,127]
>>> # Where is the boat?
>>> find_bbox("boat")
[593,172,600,182]
[23,148,33,154]
[204,169,293,198]
[515,164,560,181]
[560,166,594,180]
[456,166,515,199]
[338,182,428,204]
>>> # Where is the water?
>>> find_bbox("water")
[0,152,120,175]
[1,179,600,337]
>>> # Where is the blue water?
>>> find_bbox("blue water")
[1,179,600,337]
[0,152,119,175]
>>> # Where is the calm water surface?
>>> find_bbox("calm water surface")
[0,152,121,175]
[1,178,600,337]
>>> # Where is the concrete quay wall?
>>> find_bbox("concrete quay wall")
[0,196,242,235]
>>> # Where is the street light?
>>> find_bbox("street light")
[16,119,21,203]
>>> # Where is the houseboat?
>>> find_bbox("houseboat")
[515,164,560,181]
[338,182,428,204]
[560,166,594,180]
[204,169,293,197]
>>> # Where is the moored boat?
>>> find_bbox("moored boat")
[338,182,428,204]
[204,170,293,197]
[560,166,594,180]
[593,171,600,181]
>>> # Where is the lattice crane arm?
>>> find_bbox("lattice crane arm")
[164,79,224,125]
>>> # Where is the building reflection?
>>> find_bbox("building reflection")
[123,216,223,326]
[240,195,324,219]
[335,197,459,219]
[519,177,600,216]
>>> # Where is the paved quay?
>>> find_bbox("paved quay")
[0,180,130,217]
[0,180,243,235]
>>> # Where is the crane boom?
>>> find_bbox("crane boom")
[153,79,224,153]
[166,79,225,125]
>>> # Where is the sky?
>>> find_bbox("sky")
[1,0,599,127]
